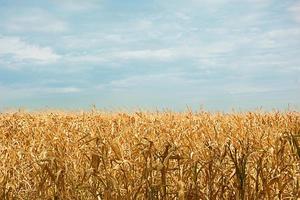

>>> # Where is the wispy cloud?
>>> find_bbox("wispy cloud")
[113,49,176,61]
[0,36,61,65]
[289,1,300,23]
[63,49,176,65]
[106,73,185,89]
[227,84,300,95]
[3,9,67,33]
[62,39,242,66]
[0,85,81,100]
[96,72,206,92]
[46,87,81,94]
[52,0,102,12]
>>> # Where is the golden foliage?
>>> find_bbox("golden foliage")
[0,110,299,199]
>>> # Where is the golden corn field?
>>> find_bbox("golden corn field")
[0,110,299,199]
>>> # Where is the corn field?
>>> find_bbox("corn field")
[0,110,299,199]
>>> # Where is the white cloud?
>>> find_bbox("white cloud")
[60,33,128,50]
[0,36,60,64]
[227,84,300,95]
[63,48,178,64]
[114,49,176,61]
[175,12,191,20]
[134,19,153,30]
[160,0,270,13]
[97,72,206,92]
[64,54,108,63]
[44,87,81,94]
[289,1,300,23]
[52,0,101,11]
[0,85,81,100]
[108,73,182,89]
[4,9,67,33]
[266,28,300,38]
[251,27,300,50]
[190,0,270,5]
[63,38,242,65]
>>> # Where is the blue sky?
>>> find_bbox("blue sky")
[0,0,299,111]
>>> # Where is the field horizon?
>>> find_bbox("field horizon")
[0,105,299,114]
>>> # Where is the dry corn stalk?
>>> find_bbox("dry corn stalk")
[0,110,299,199]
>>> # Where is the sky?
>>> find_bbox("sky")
[0,0,300,111]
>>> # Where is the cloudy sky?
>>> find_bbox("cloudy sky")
[0,0,299,111]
